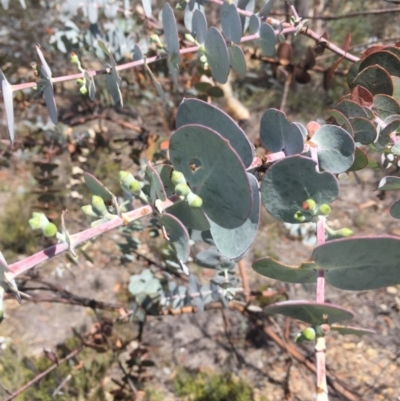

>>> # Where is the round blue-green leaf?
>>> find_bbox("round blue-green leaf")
[133,44,143,61]
[326,109,353,136]
[204,27,230,84]
[259,23,276,57]
[349,117,377,145]
[347,60,361,88]
[373,94,400,119]
[160,213,190,262]
[237,0,255,32]
[176,98,254,167]
[248,14,260,34]
[313,236,400,290]
[311,125,355,174]
[264,301,354,325]
[353,65,393,96]
[146,163,167,202]
[166,201,210,231]
[84,172,113,202]
[195,246,235,270]
[259,109,304,155]
[253,257,317,283]
[377,116,400,147]
[228,44,246,78]
[184,0,205,32]
[334,100,368,119]
[0,70,14,143]
[154,164,174,196]
[169,124,251,229]
[261,155,339,223]
[294,122,307,141]
[192,9,207,44]
[221,2,242,44]
[378,176,400,191]
[258,0,275,19]
[390,199,400,219]
[347,147,368,172]
[209,173,260,260]
[360,51,400,78]
[392,76,400,102]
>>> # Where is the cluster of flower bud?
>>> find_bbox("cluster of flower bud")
[29,212,58,238]
[294,198,332,222]
[294,324,330,343]
[171,170,203,208]
[70,53,88,95]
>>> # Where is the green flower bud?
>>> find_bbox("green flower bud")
[294,211,305,222]
[92,195,108,215]
[29,212,48,230]
[79,86,88,95]
[302,327,316,341]
[319,204,331,215]
[76,78,84,85]
[303,198,316,211]
[335,228,353,237]
[81,204,99,218]
[171,170,186,185]
[175,183,190,197]
[150,34,163,48]
[187,192,203,208]
[43,222,57,238]
[185,33,196,43]
[200,54,208,64]
[128,180,141,194]
[70,53,80,65]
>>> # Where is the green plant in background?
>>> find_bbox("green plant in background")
[174,369,261,401]
[2,0,400,400]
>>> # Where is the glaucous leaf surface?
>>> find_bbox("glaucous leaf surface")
[264,301,354,325]
[311,125,355,173]
[154,164,175,196]
[159,213,190,263]
[326,109,353,136]
[261,155,339,223]
[176,98,254,167]
[209,173,260,260]
[204,27,230,84]
[258,0,275,19]
[166,201,210,231]
[228,44,246,77]
[248,14,260,34]
[360,51,400,78]
[333,99,368,119]
[40,66,58,125]
[349,117,377,145]
[259,109,304,155]
[373,94,400,119]
[146,164,167,202]
[348,147,368,172]
[192,9,207,44]
[142,0,152,18]
[259,23,276,56]
[83,173,113,202]
[313,236,400,290]
[0,70,14,143]
[105,63,123,106]
[377,116,400,147]
[390,199,400,219]
[162,3,181,84]
[237,0,255,32]
[221,2,242,44]
[184,0,205,32]
[252,257,317,283]
[195,246,235,270]
[353,66,393,95]
[169,124,251,229]
[347,60,362,88]
[378,176,400,190]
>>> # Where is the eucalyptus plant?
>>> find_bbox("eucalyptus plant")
[2,1,400,400]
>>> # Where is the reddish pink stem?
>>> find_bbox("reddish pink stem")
[8,197,177,278]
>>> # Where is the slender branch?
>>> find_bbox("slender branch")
[8,197,178,278]
[271,7,400,20]
[4,346,83,401]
